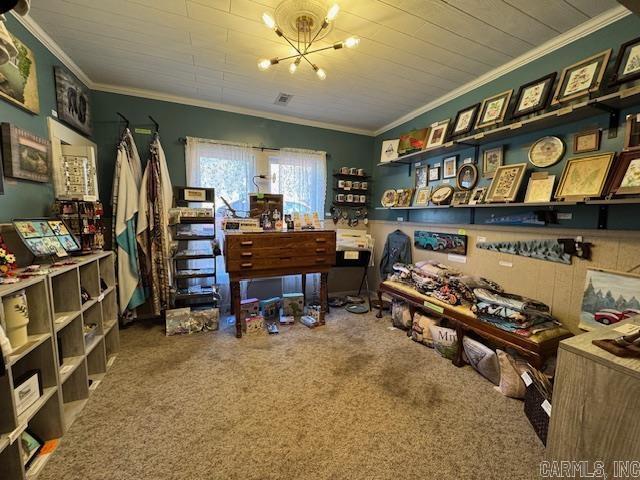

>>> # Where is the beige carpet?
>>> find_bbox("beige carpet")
[40,310,544,480]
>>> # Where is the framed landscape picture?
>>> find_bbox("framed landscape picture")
[552,49,611,105]
[475,90,512,129]
[485,163,527,203]
[511,73,557,118]
[54,67,92,136]
[0,27,39,114]
[450,104,479,137]
[1,123,50,183]
[609,36,640,86]
[555,153,615,201]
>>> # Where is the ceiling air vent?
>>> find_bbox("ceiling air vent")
[274,92,294,106]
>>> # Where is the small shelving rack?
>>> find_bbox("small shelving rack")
[0,252,118,480]
[52,200,105,252]
[170,187,220,309]
[332,171,370,223]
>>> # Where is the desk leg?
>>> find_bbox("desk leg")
[231,281,242,338]
[301,274,307,305]
[319,272,328,325]
[453,324,465,367]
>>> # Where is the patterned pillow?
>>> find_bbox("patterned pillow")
[496,349,526,399]
[463,337,500,385]
[391,300,412,330]
[429,325,458,360]
[412,313,440,347]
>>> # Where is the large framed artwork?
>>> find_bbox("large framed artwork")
[54,67,92,136]
[579,268,640,331]
[511,73,557,118]
[450,104,480,138]
[475,90,513,129]
[555,153,615,201]
[485,163,527,203]
[605,150,640,196]
[0,27,39,114]
[1,123,51,183]
[609,36,640,86]
[414,231,467,255]
[398,128,429,155]
[552,50,612,105]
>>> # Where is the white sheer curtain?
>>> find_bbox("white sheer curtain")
[185,137,257,309]
[269,148,327,298]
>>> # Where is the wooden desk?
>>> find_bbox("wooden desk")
[224,230,336,338]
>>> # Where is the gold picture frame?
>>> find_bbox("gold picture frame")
[552,49,612,105]
[524,174,556,203]
[396,188,414,207]
[555,153,615,201]
[413,187,431,206]
[485,163,527,203]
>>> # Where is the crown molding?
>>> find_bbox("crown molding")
[374,5,632,136]
[91,83,376,136]
[11,11,95,88]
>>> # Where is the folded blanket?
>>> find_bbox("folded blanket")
[473,288,550,315]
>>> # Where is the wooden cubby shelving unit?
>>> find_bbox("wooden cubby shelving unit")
[0,252,118,479]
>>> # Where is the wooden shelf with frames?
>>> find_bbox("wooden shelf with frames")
[0,251,118,479]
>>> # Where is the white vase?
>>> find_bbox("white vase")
[3,290,29,350]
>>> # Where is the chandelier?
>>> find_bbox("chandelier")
[257,0,360,80]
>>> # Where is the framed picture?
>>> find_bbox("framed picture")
[396,188,414,207]
[605,150,640,196]
[443,155,457,179]
[1,123,51,183]
[452,191,471,206]
[485,163,527,203]
[426,120,449,149]
[381,189,398,207]
[430,185,454,205]
[609,36,640,86]
[0,26,39,114]
[579,268,640,331]
[415,166,428,188]
[475,90,513,129]
[469,187,486,205]
[450,104,480,138]
[555,153,615,201]
[528,136,565,168]
[413,187,431,206]
[456,163,478,191]
[21,430,43,468]
[552,49,612,105]
[482,146,503,179]
[573,129,601,154]
[414,231,467,255]
[13,370,42,416]
[511,73,557,118]
[398,128,429,155]
[624,113,640,152]
[54,67,92,137]
[428,165,440,182]
[380,139,400,163]
[524,174,556,203]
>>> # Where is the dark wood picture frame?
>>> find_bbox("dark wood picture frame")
[449,103,480,138]
[605,150,640,196]
[1,123,51,183]
[624,113,640,152]
[609,36,640,86]
[428,165,440,182]
[451,190,471,206]
[573,129,601,154]
[456,163,478,191]
[552,49,612,105]
[475,90,513,129]
[511,72,557,119]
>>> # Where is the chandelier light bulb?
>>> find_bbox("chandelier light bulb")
[316,67,327,80]
[343,37,360,48]
[258,58,272,71]
[289,57,301,74]
[262,12,276,30]
[326,4,340,22]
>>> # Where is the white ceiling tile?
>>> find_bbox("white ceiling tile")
[502,0,589,32]
[563,0,620,17]
[128,0,190,16]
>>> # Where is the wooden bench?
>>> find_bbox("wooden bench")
[377,280,572,369]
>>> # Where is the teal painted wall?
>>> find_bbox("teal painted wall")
[371,14,640,230]
[91,92,374,215]
[0,15,88,222]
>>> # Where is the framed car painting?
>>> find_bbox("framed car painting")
[609,36,640,86]
[555,153,615,201]
[450,104,480,138]
[475,90,513,129]
[426,120,449,149]
[1,123,51,183]
[380,139,400,163]
[482,145,503,179]
[54,67,92,137]
[511,73,557,118]
[552,49,612,105]
[485,163,527,203]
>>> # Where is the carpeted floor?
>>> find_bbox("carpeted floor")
[40,310,544,480]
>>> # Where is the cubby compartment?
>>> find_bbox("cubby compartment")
[61,362,89,431]
[82,302,103,355]
[101,288,117,334]
[0,373,17,435]
[79,262,100,311]
[0,441,24,480]
[86,339,106,392]
[105,325,120,364]
[56,315,85,384]
[49,269,81,324]
[20,391,63,478]
[98,255,115,289]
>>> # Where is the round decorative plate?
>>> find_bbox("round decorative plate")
[381,189,398,207]
[456,163,478,191]
[528,136,565,168]
[430,185,455,205]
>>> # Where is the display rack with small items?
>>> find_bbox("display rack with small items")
[52,200,105,252]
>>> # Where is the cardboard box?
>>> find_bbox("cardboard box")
[282,293,304,317]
